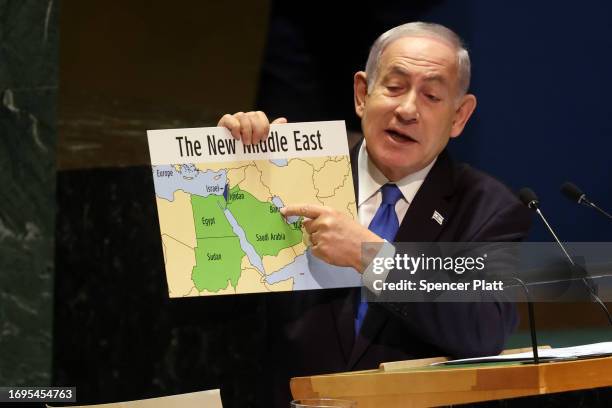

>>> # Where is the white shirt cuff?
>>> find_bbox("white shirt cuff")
[361,240,396,297]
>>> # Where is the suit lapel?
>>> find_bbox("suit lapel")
[395,150,456,243]
[341,142,457,368]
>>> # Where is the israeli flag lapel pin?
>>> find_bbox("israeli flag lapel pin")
[432,210,444,226]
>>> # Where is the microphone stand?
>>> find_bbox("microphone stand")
[581,198,612,220]
[503,276,539,364]
[533,208,612,327]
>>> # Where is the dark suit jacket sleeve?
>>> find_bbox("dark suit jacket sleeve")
[380,179,532,359]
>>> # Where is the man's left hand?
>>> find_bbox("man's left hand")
[280,204,383,273]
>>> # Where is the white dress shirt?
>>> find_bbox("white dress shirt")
[357,140,436,229]
[357,140,436,293]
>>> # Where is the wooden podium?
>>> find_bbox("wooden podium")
[290,355,612,407]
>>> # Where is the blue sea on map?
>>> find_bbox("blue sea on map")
[223,209,265,274]
[305,251,362,288]
[266,250,361,290]
[270,159,288,166]
[271,195,300,224]
[265,254,314,289]
[271,196,284,208]
[153,164,227,201]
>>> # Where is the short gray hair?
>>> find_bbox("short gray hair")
[365,22,471,97]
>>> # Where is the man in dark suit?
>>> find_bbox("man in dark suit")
[219,22,531,406]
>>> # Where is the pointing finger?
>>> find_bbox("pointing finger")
[281,204,326,219]
[302,218,314,233]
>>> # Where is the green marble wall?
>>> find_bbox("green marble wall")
[0,0,58,385]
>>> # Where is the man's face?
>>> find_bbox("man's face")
[354,35,476,181]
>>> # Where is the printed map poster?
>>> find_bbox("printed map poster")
[147,121,361,297]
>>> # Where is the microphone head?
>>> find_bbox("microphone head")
[518,187,539,210]
[560,181,585,203]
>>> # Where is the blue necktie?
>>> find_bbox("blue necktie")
[355,183,403,335]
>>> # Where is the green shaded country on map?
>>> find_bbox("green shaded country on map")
[226,185,303,257]
[192,237,245,292]
[192,193,233,238]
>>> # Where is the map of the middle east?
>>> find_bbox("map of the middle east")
[148,121,361,297]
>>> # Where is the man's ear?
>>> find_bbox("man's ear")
[450,94,477,138]
[354,71,368,118]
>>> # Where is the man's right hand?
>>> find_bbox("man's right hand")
[217,111,287,145]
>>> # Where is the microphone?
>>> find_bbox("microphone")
[561,182,587,204]
[518,188,572,260]
[560,182,612,220]
[518,187,612,326]
[518,188,539,209]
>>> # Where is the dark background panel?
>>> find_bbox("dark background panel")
[0,0,58,388]
[53,166,268,406]
[57,0,270,170]
[444,1,612,242]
